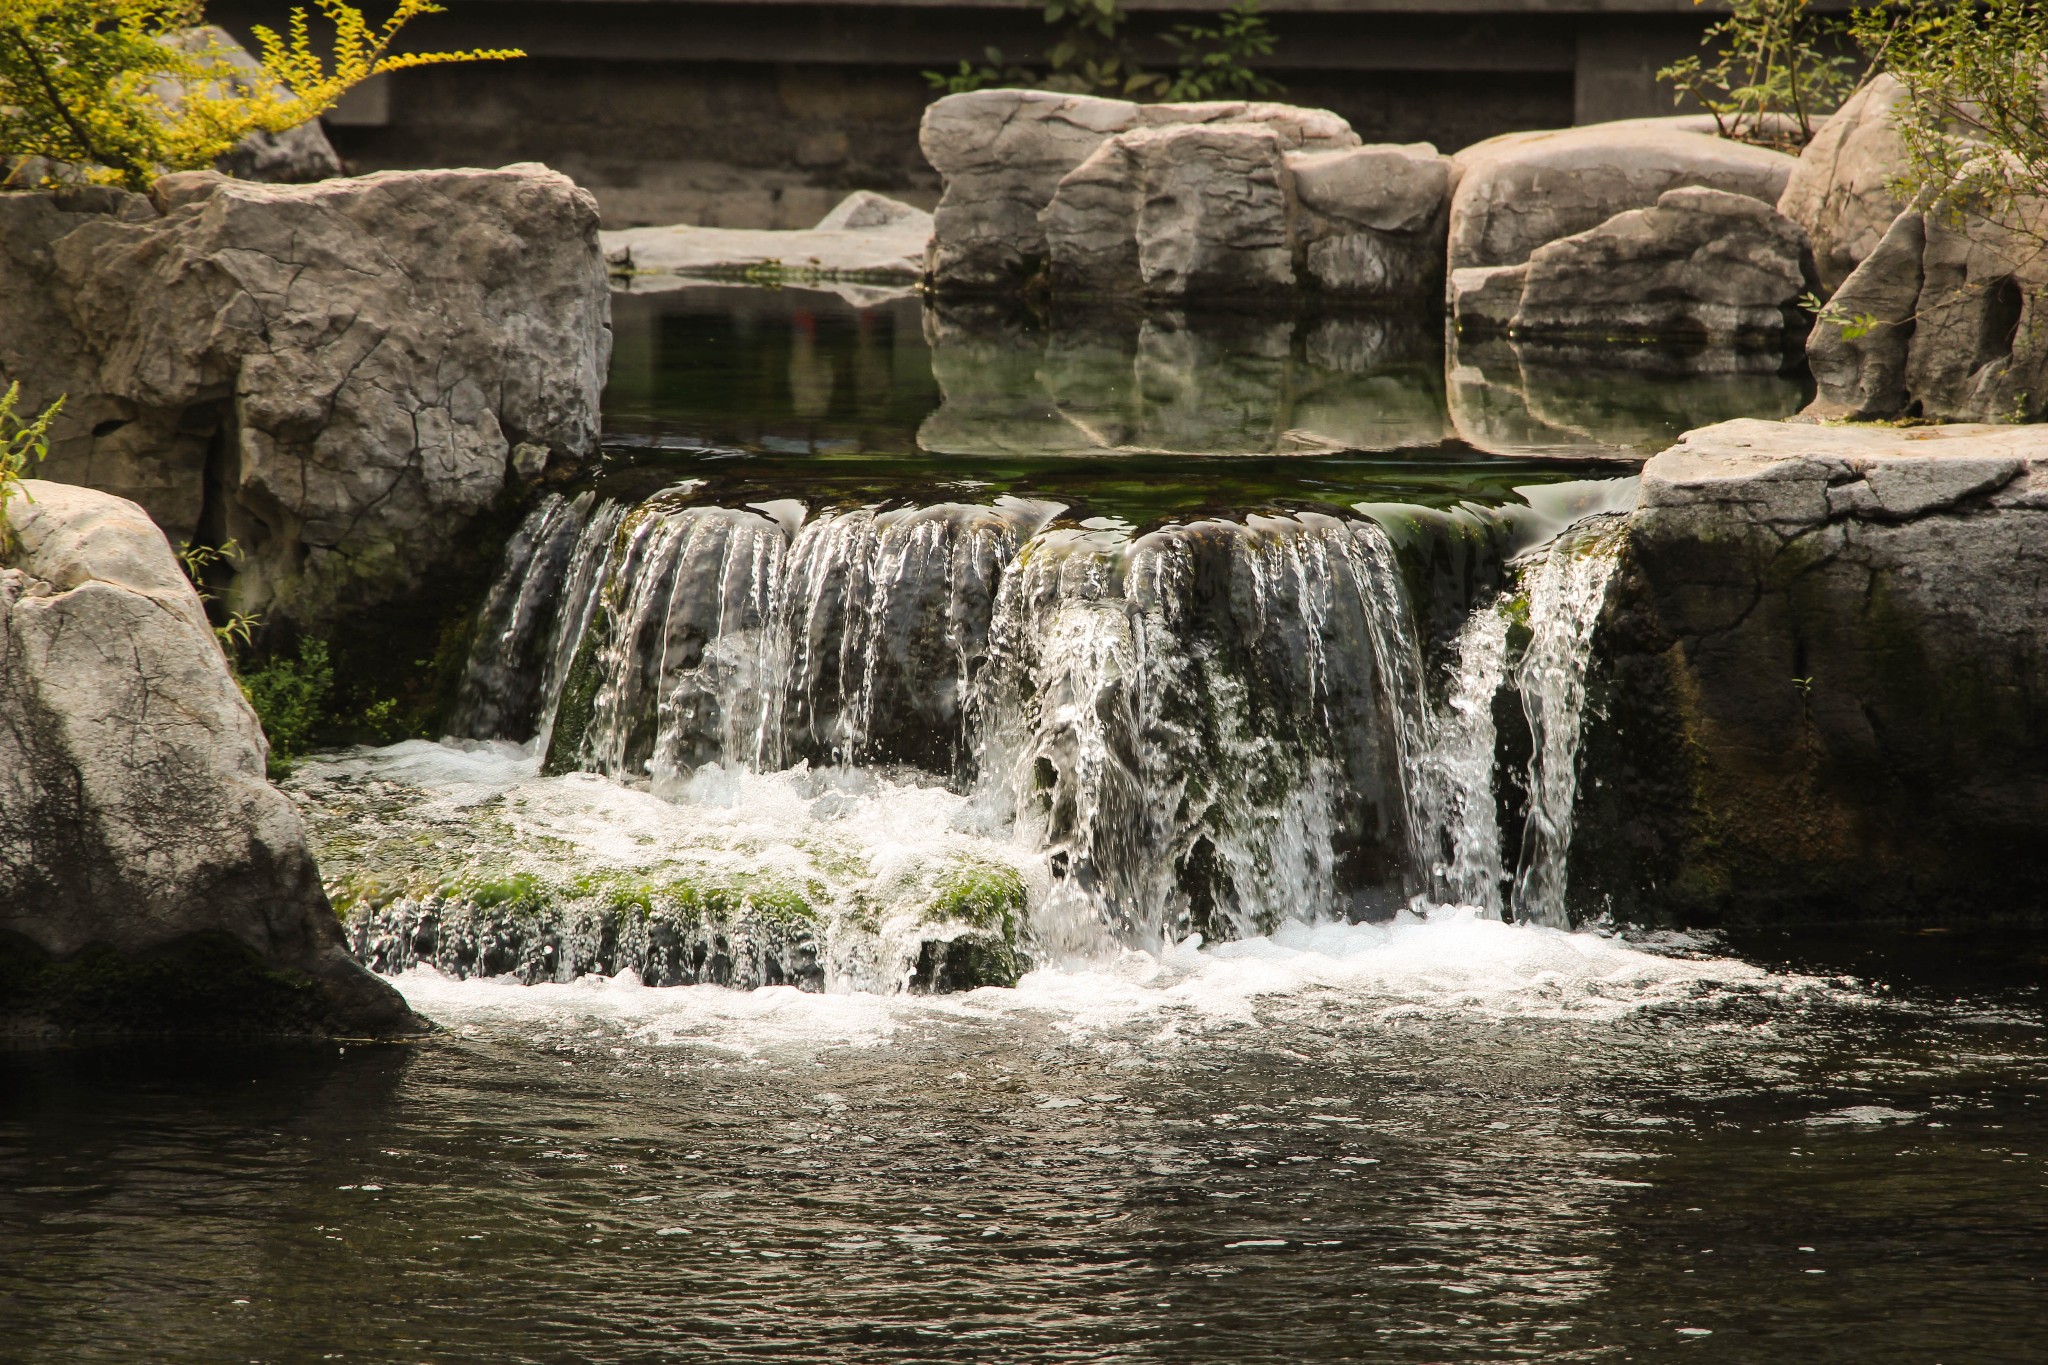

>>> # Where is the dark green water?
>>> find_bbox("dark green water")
[10,288,2041,1365]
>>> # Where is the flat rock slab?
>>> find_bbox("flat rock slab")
[604,191,932,284]
[1642,417,2048,526]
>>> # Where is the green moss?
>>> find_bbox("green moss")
[542,610,608,775]
[921,859,1027,935]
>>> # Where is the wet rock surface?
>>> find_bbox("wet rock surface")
[1577,419,2048,922]
[1,164,610,630]
[0,481,416,1037]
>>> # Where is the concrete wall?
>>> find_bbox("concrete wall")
[213,0,1720,229]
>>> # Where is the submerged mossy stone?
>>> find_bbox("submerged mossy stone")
[1574,419,2048,926]
[906,860,1030,991]
[346,870,826,990]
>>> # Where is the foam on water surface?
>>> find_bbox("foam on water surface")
[299,737,1820,1049]
[387,905,1811,1054]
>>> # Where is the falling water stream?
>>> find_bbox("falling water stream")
[9,289,2042,1364]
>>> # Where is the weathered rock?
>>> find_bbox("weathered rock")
[1803,208,1923,419]
[1807,193,2048,422]
[1777,75,1912,293]
[602,190,931,286]
[1126,123,1296,297]
[1041,128,1447,302]
[1574,419,2048,922]
[1448,122,1797,273]
[1448,264,1528,332]
[1044,123,1300,297]
[1289,142,1450,301]
[921,89,1355,291]
[1,164,611,629]
[1508,187,1814,342]
[0,481,418,1037]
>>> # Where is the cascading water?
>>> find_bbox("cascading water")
[345,477,1636,991]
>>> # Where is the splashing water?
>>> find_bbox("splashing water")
[323,479,1640,989]
[1511,519,1629,928]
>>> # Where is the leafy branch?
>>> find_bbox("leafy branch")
[0,383,62,552]
[1657,0,1854,151]
[0,0,523,191]
[924,0,1282,103]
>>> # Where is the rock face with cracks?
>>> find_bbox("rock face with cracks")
[1573,420,2048,924]
[1448,122,1797,274]
[1807,197,2048,422]
[919,89,1359,294]
[1460,187,1814,343]
[0,164,611,630]
[0,481,419,1037]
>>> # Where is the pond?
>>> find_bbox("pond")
[7,286,2043,1363]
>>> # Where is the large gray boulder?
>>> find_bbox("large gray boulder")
[1045,123,1298,297]
[1448,122,1798,273]
[1808,193,2048,422]
[1777,75,1912,293]
[920,89,1356,291]
[0,481,418,1037]
[1289,141,1450,301]
[1484,187,1813,343]
[0,164,611,629]
[1573,419,2048,922]
[1040,128,1448,303]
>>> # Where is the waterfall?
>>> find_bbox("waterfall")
[446,485,1631,956]
[1509,519,1626,928]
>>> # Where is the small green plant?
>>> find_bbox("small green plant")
[1657,0,1854,150]
[923,0,1281,103]
[174,536,266,649]
[239,635,333,775]
[1798,287,1886,340]
[0,0,522,191]
[0,383,61,551]
[1160,0,1281,101]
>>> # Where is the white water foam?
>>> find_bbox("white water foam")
[390,906,1810,1055]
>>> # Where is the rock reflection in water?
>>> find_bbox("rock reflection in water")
[920,302,1447,458]
[1448,333,1809,457]
[603,285,1809,462]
